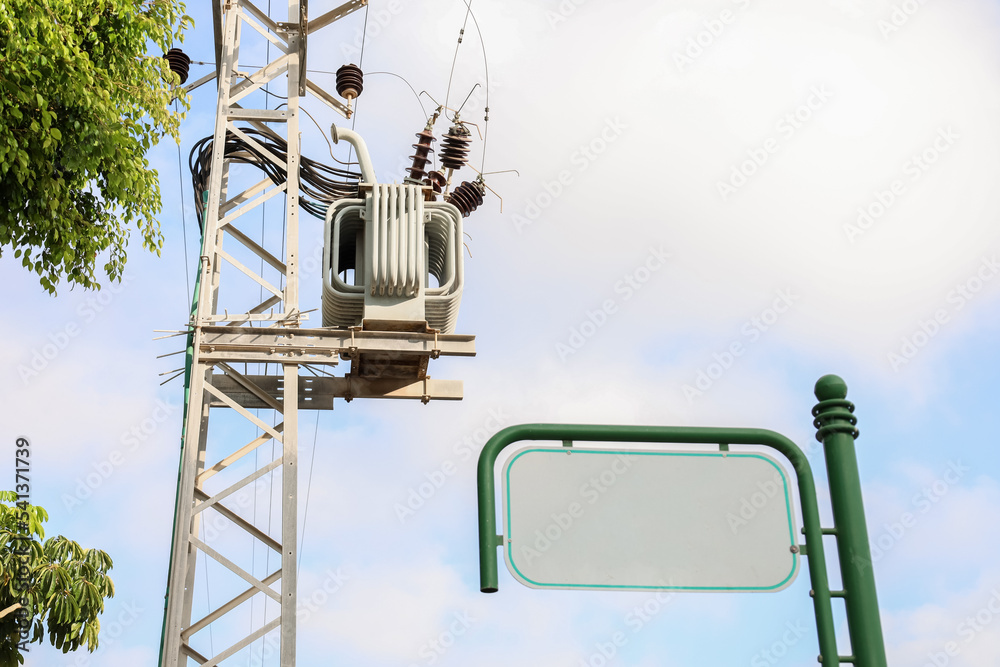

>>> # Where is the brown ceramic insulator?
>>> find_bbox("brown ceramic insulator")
[407,129,437,182]
[335,63,364,99]
[425,171,447,194]
[439,123,472,171]
[164,48,191,85]
[447,180,486,217]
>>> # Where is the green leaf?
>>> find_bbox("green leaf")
[2,488,114,657]
[0,0,186,294]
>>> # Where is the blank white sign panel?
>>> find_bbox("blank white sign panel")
[502,447,799,592]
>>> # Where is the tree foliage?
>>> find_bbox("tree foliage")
[0,0,191,293]
[0,491,114,665]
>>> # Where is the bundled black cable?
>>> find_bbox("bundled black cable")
[189,125,362,228]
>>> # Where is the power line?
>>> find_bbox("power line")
[173,100,192,307]
[444,1,474,113]
[344,3,370,177]
[299,410,321,570]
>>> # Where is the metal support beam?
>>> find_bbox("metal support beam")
[196,326,476,364]
[308,0,366,34]
[160,3,305,664]
[209,374,465,408]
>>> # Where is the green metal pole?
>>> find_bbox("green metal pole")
[813,375,887,667]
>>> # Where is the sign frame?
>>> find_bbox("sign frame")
[476,375,888,666]
[501,445,800,593]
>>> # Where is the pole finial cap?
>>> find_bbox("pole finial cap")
[814,374,848,401]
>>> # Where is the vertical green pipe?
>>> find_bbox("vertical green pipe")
[157,228,202,667]
[785,438,839,665]
[813,375,887,667]
[476,425,510,593]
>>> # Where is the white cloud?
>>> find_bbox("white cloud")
[5,0,1000,664]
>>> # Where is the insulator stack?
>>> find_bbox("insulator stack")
[335,64,364,100]
[164,48,191,85]
[439,123,472,170]
[425,171,447,194]
[406,129,436,182]
[447,180,485,217]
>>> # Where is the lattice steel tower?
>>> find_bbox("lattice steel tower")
[159,1,476,664]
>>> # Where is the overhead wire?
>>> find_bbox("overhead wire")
[458,0,492,173]
[441,1,493,176]
[343,2,370,179]
[359,2,370,65]
[240,73,289,100]
[175,67,215,661]
[298,103,357,166]
[173,100,192,305]
[366,71,428,120]
[444,1,474,113]
[202,550,214,656]
[299,411,321,570]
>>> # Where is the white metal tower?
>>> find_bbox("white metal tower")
[160,2,475,664]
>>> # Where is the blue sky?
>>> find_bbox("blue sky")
[4,0,1000,665]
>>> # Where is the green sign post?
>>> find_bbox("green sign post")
[813,375,888,666]
[477,375,888,666]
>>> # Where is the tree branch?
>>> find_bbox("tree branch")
[0,602,22,619]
